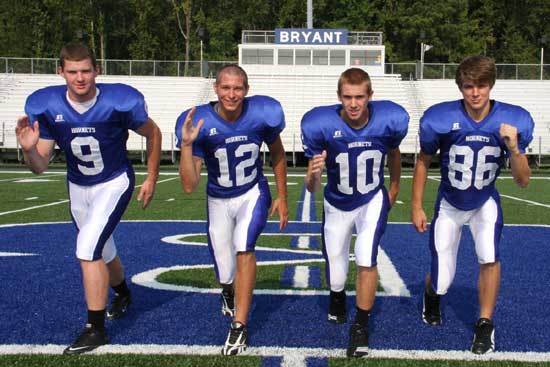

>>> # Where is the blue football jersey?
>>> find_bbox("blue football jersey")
[419,100,534,210]
[175,95,285,198]
[25,83,148,186]
[301,101,409,211]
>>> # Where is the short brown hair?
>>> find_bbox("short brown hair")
[59,42,97,69]
[216,64,249,90]
[337,68,372,96]
[455,56,496,88]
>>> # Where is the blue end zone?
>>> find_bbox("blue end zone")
[0,221,549,353]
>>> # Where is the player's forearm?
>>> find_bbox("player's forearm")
[411,154,430,209]
[388,148,402,196]
[305,168,322,193]
[145,124,161,182]
[179,146,200,193]
[509,152,530,188]
[22,145,50,174]
[271,149,288,199]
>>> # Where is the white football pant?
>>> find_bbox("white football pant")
[207,181,271,284]
[429,194,503,295]
[322,188,390,292]
[69,171,134,262]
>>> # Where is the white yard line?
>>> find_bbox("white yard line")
[0,173,66,182]
[293,265,310,288]
[0,176,179,217]
[1,344,549,363]
[500,194,550,208]
[297,189,312,248]
[0,200,69,217]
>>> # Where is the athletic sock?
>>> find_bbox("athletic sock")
[222,283,234,295]
[112,279,130,296]
[355,306,371,327]
[87,309,106,330]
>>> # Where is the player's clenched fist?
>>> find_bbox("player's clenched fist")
[500,123,519,154]
[180,107,204,147]
[310,150,327,175]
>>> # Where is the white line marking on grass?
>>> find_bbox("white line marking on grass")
[293,265,310,288]
[0,173,66,182]
[378,248,411,297]
[297,189,312,248]
[0,176,178,217]
[166,198,175,202]
[1,344,549,362]
[500,194,550,208]
[136,234,409,297]
[0,199,69,217]
[24,197,38,201]
[0,252,38,257]
[14,178,60,183]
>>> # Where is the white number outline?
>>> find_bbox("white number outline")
[215,143,259,187]
[70,136,104,176]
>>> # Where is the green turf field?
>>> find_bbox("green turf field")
[1,165,549,366]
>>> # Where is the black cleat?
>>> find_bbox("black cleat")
[63,324,108,355]
[346,323,369,357]
[328,290,346,324]
[221,289,235,317]
[106,292,132,320]
[221,321,247,355]
[422,290,442,326]
[471,318,495,354]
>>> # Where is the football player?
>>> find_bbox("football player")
[16,43,161,354]
[411,55,533,354]
[301,68,409,357]
[175,64,288,355]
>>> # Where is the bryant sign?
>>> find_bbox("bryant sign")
[275,29,348,45]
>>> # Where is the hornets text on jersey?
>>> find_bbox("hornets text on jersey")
[175,95,285,198]
[25,83,148,185]
[419,100,534,210]
[301,101,409,211]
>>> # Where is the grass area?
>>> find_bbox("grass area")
[0,354,547,367]
[1,167,549,226]
[1,166,549,366]
[157,257,383,292]
[178,234,322,250]
[0,354,260,367]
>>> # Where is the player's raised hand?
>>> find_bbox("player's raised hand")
[180,107,204,147]
[411,206,428,233]
[310,150,327,175]
[500,123,519,154]
[15,116,40,151]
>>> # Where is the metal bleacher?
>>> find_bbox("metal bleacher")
[414,79,550,155]
[0,74,211,151]
[1,73,549,156]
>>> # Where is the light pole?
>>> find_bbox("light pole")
[540,36,547,80]
[420,42,433,80]
[197,26,207,78]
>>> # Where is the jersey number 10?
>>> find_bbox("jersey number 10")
[336,150,383,195]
